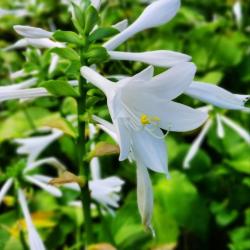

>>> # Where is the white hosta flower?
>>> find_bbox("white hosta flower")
[108,50,191,67]
[104,0,180,50]
[183,119,213,169]
[93,116,155,232]
[9,70,25,80]
[233,1,242,28]
[185,81,250,112]
[14,25,53,39]
[18,189,46,250]
[216,114,225,138]
[0,87,49,102]
[0,158,67,245]
[90,177,124,208]
[0,8,29,18]
[81,63,207,175]
[0,78,37,91]
[15,128,63,165]
[48,54,59,74]
[0,157,66,205]
[136,161,154,235]
[0,178,14,205]
[219,115,250,144]
[112,19,128,32]
[183,109,250,168]
[5,38,63,51]
[61,176,124,209]
[89,124,101,179]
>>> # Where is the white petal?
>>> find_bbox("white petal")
[104,0,180,50]
[4,38,29,50]
[122,63,196,103]
[91,0,101,10]
[233,1,242,27]
[115,118,131,161]
[112,19,129,32]
[135,100,208,132]
[90,157,101,180]
[93,115,118,143]
[15,129,63,166]
[136,161,154,235]
[25,175,62,197]
[132,129,168,175]
[183,119,213,169]
[48,54,59,74]
[0,178,13,205]
[0,78,37,91]
[147,62,196,100]
[80,66,116,97]
[17,189,46,250]
[25,157,66,173]
[117,66,154,87]
[14,25,52,38]
[0,8,29,17]
[216,114,225,138]
[220,115,250,144]
[26,38,64,49]
[0,88,49,102]
[10,69,26,79]
[108,50,191,67]
[185,81,250,111]
[89,176,124,208]
[89,123,101,179]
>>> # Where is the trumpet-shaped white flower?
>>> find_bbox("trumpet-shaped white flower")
[0,87,49,102]
[81,63,208,175]
[5,38,63,51]
[185,81,250,112]
[89,124,101,180]
[104,0,180,50]
[90,177,124,208]
[18,189,46,250]
[15,128,63,165]
[14,25,53,39]
[0,78,37,91]
[0,8,29,18]
[108,50,191,67]
[0,155,68,249]
[183,107,250,168]
[93,115,155,233]
[136,160,154,235]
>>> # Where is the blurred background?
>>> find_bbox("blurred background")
[0,0,250,249]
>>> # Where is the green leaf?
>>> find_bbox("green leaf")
[41,80,79,97]
[50,47,80,61]
[72,3,85,28]
[154,171,210,239]
[88,27,119,42]
[86,46,109,64]
[53,30,83,45]
[84,5,99,35]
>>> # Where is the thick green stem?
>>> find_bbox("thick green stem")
[76,52,93,246]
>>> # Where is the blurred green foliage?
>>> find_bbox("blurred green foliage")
[0,0,249,249]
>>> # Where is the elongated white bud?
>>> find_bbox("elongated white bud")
[104,0,180,50]
[108,50,191,67]
[14,25,52,38]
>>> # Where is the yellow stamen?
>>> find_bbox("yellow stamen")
[140,114,150,125]
[140,114,160,126]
